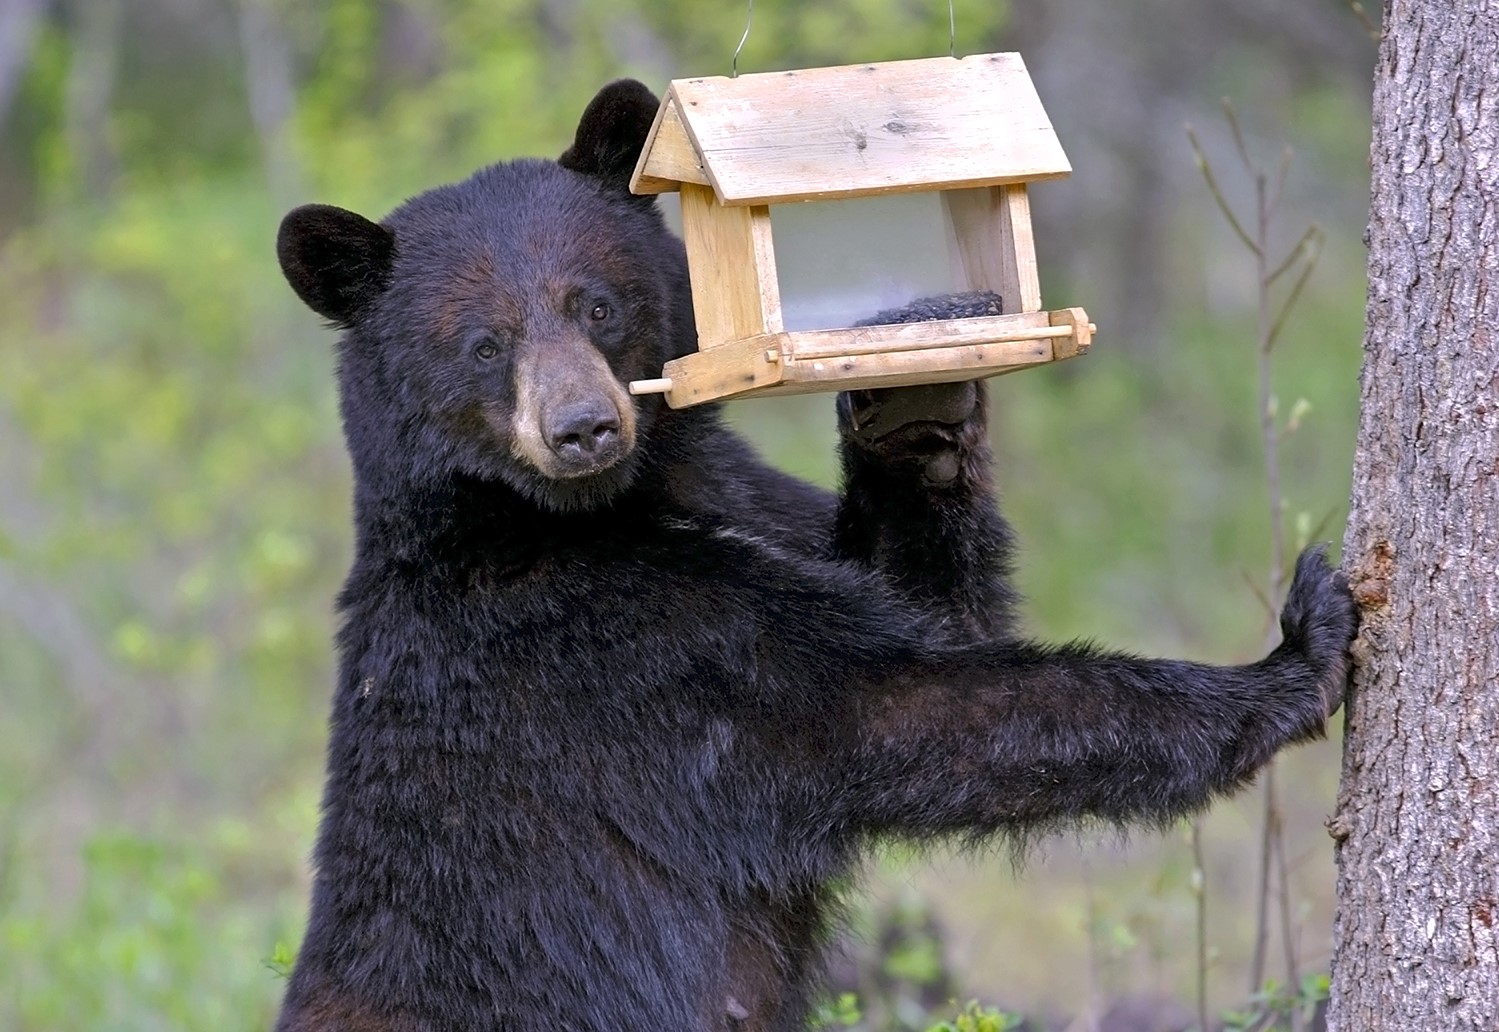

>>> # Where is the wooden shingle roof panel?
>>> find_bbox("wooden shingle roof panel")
[631,53,1071,206]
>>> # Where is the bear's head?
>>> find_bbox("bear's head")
[277,80,697,513]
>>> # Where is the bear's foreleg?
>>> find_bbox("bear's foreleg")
[833,381,1017,640]
[812,547,1356,840]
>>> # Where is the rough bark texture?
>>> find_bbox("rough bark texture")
[1330,1,1499,1029]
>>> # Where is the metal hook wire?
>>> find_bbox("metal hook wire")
[732,0,956,75]
[732,0,754,78]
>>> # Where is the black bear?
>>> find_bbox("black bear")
[272,80,1357,1031]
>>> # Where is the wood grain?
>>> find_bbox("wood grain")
[677,182,782,350]
[647,309,1092,407]
[647,53,1071,206]
[941,184,1043,314]
[630,97,710,195]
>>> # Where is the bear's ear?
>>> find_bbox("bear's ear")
[277,204,396,328]
[558,79,660,193]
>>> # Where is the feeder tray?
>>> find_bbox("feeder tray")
[627,52,1096,408]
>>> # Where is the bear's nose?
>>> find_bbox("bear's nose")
[545,401,621,463]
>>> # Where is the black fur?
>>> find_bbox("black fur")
[272,80,1358,1032]
[558,78,661,198]
[277,204,396,328]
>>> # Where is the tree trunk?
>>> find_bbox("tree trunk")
[62,0,121,201]
[235,0,302,204]
[1329,1,1499,1029]
[0,0,49,132]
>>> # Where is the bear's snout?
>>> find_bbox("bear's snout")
[508,330,640,493]
[543,398,624,472]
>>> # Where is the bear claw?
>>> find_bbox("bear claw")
[1278,544,1359,717]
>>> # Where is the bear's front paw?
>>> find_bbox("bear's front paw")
[836,382,983,487]
[1278,544,1359,718]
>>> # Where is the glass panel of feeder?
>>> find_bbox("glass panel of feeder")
[657,191,682,236]
[770,193,961,332]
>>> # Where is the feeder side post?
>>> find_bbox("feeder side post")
[942,184,1042,314]
[999,185,1043,313]
[679,182,783,350]
[942,185,1009,304]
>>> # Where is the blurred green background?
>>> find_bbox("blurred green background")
[0,1,1376,1028]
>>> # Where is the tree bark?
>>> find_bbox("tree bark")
[0,0,49,133]
[62,0,121,201]
[235,0,301,204]
[1330,1,1499,1029]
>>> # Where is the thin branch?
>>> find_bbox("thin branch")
[1344,0,1381,42]
[1082,857,1102,1032]
[1251,129,1288,1005]
[1275,811,1303,1032]
[1186,123,1261,256]
[0,568,118,708]
[1191,820,1210,1032]
[1267,224,1323,285]
[1249,766,1275,992]
[1267,232,1325,351]
[0,789,26,911]
[1266,146,1295,223]
[1307,507,1338,548]
[1195,102,1324,1015]
[1239,566,1279,621]
[1222,98,1254,172]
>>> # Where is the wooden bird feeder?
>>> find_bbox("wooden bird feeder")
[627,52,1095,408]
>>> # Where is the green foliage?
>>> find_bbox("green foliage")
[925,1001,1026,1032]
[0,827,302,1031]
[884,931,945,985]
[812,993,1025,1032]
[263,940,296,981]
[1219,973,1330,1032]
[813,992,865,1028]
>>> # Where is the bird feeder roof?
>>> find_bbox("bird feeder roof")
[630,53,1072,207]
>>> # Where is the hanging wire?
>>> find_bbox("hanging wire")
[731,0,754,77]
[732,0,957,75]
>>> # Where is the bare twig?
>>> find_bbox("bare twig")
[1266,146,1294,222]
[1306,507,1338,548]
[1191,821,1210,1032]
[1223,99,1253,173]
[1344,0,1381,42]
[1267,225,1322,286]
[0,790,26,911]
[1249,766,1276,994]
[1274,810,1301,1006]
[1186,124,1260,256]
[0,567,118,708]
[1267,231,1325,351]
[1238,567,1278,621]
[1188,107,1322,1030]
[1082,858,1102,1032]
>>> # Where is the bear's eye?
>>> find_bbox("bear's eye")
[589,302,611,322]
[474,341,499,361]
